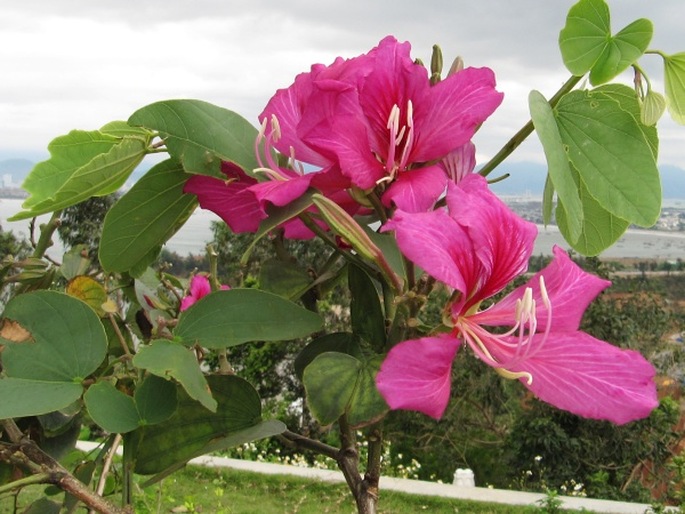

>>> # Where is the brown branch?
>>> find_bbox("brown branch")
[1,427,130,514]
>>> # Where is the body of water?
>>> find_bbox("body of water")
[2,198,684,261]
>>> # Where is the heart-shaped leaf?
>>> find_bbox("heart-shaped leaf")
[84,375,178,433]
[0,291,107,418]
[10,124,151,220]
[303,351,388,428]
[559,0,652,85]
[555,88,660,227]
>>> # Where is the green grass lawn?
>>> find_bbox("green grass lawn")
[0,464,597,514]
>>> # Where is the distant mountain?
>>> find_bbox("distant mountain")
[1,157,684,199]
[487,162,685,200]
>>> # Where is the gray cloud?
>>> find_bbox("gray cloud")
[1,0,683,165]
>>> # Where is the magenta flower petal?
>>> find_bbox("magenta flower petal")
[189,275,211,299]
[184,163,265,233]
[475,246,611,331]
[382,165,447,212]
[179,296,196,311]
[376,335,461,419]
[412,67,503,162]
[448,175,537,304]
[382,208,473,293]
[441,142,476,184]
[249,171,313,208]
[502,332,658,425]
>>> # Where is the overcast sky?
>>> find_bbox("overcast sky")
[1,0,683,169]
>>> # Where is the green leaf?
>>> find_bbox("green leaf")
[303,352,388,428]
[664,52,685,125]
[294,332,363,380]
[129,375,281,475]
[0,379,83,418]
[258,259,313,300]
[542,174,555,226]
[1,291,107,382]
[134,375,178,426]
[529,90,582,243]
[559,0,652,85]
[11,126,150,220]
[84,376,177,433]
[640,90,667,126]
[175,288,322,349]
[132,340,216,412]
[555,88,660,227]
[99,159,197,273]
[84,382,140,434]
[60,244,90,280]
[556,165,629,256]
[128,99,258,177]
[348,264,386,350]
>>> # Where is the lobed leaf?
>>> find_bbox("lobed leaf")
[555,88,660,227]
[303,351,388,428]
[558,0,652,85]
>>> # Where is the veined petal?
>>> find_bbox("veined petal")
[441,142,476,184]
[299,85,384,189]
[498,331,658,425]
[382,208,473,293]
[381,165,447,212]
[476,246,611,331]
[376,335,461,419]
[412,67,503,162]
[183,164,265,233]
[448,175,537,304]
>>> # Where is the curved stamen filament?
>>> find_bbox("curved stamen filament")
[456,275,552,386]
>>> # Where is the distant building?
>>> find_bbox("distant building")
[2,174,12,188]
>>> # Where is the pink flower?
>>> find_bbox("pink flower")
[180,275,229,311]
[376,174,657,424]
[260,36,503,212]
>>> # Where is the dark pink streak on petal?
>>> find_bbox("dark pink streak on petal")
[382,208,473,293]
[448,175,537,307]
[376,335,461,419]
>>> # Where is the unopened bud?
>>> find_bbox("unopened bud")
[447,56,465,77]
[430,44,443,85]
